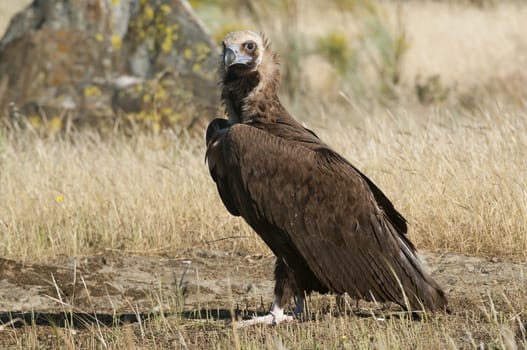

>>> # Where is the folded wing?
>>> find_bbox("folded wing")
[206,122,447,311]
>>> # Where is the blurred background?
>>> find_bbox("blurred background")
[194,0,527,108]
[0,0,526,134]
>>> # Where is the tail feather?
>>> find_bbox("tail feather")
[396,235,448,312]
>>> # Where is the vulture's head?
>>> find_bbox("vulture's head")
[222,30,265,71]
[219,31,281,122]
[220,30,279,84]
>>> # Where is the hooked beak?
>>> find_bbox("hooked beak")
[224,45,252,68]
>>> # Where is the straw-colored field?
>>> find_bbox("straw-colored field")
[1,106,526,262]
[1,1,526,349]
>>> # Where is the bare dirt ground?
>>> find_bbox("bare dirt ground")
[0,250,526,348]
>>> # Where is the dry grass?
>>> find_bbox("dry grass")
[3,282,526,349]
[400,1,527,87]
[1,104,526,262]
[0,131,264,261]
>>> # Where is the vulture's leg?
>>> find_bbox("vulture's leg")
[294,294,305,315]
[270,257,309,323]
[235,258,298,327]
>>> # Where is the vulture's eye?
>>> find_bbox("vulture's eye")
[244,41,256,53]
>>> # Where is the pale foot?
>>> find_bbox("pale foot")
[234,312,295,328]
[234,294,304,328]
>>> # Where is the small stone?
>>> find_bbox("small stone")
[465,263,475,272]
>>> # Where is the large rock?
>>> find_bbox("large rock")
[0,0,220,133]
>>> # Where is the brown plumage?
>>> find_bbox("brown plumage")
[206,30,447,322]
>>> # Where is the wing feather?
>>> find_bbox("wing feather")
[221,123,446,311]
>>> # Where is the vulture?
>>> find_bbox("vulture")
[205,30,447,325]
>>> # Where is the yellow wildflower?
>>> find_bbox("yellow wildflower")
[49,116,62,134]
[161,35,172,53]
[84,85,102,97]
[95,33,105,42]
[111,34,122,50]
[29,116,40,128]
[184,48,193,60]
[160,4,171,14]
[144,6,155,21]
